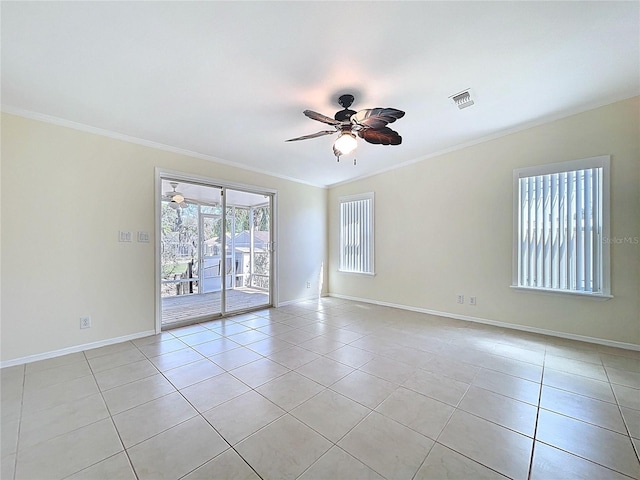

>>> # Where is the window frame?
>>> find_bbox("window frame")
[511,155,612,299]
[338,192,375,275]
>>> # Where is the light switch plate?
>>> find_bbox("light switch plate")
[137,231,150,243]
[119,231,132,242]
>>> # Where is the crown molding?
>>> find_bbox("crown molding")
[1,105,327,189]
[328,93,639,188]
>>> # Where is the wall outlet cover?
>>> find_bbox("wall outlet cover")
[119,231,132,242]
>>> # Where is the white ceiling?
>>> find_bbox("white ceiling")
[2,2,638,188]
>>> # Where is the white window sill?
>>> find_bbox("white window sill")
[510,285,613,300]
[338,269,376,277]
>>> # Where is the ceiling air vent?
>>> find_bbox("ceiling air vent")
[449,89,474,110]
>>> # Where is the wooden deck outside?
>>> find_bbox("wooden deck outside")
[161,288,270,326]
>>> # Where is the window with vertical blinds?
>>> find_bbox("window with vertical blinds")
[512,156,611,297]
[339,193,374,274]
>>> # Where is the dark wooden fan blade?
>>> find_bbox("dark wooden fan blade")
[351,108,405,130]
[358,127,402,145]
[303,110,342,126]
[285,130,336,142]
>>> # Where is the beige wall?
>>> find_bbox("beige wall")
[1,113,328,363]
[329,97,640,346]
[2,97,637,364]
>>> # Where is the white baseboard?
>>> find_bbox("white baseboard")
[329,293,640,352]
[0,330,157,369]
[277,294,323,307]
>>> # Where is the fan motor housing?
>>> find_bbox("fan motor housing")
[335,94,356,122]
[335,108,356,122]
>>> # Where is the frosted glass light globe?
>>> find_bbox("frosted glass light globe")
[334,133,357,155]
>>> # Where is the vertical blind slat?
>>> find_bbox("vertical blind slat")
[355,201,364,272]
[558,172,567,290]
[520,179,528,286]
[364,200,370,272]
[340,203,344,269]
[535,176,543,287]
[362,200,366,272]
[584,169,593,292]
[552,175,557,288]
[543,175,551,288]
[592,168,601,292]
[350,202,354,271]
[528,177,533,287]
[343,202,347,270]
[363,200,367,273]
[366,200,370,272]
[567,171,575,290]
[576,170,585,290]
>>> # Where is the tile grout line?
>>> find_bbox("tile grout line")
[85,349,141,480]
[601,360,640,464]
[408,392,460,480]
[526,356,546,480]
[9,364,26,480]
[409,442,437,480]
[427,388,510,480]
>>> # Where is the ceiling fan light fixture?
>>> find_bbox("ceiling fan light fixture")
[286,95,405,161]
[172,193,184,203]
[334,132,357,155]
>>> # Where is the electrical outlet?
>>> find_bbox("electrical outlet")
[80,316,91,329]
[470,296,477,306]
[306,281,311,288]
[456,294,464,304]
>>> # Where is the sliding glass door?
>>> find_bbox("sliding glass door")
[159,177,273,328]
[224,189,272,313]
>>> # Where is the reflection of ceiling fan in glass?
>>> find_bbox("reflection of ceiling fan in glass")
[164,182,188,209]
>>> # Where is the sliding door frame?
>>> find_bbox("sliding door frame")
[154,168,278,334]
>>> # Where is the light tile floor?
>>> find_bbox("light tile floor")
[2,298,639,480]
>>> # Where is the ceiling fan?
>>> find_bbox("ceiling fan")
[164,182,188,209]
[286,94,405,163]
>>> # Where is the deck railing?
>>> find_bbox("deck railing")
[250,274,269,290]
